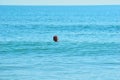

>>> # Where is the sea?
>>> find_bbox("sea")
[0,5,120,80]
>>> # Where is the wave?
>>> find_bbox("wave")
[0,41,120,56]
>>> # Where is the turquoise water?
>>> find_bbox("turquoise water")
[0,5,120,80]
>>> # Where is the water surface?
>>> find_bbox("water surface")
[0,5,120,80]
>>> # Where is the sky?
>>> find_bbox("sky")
[0,0,120,5]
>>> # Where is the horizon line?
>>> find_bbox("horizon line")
[0,4,120,6]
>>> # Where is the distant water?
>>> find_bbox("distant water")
[0,5,120,80]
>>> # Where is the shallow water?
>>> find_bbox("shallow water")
[0,5,120,80]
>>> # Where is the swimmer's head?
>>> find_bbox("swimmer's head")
[53,35,58,42]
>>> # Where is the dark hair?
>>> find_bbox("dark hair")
[53,36,58,42]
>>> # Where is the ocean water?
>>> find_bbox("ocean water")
[0,5,120,80]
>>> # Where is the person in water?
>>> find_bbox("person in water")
[53,35,58,42]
